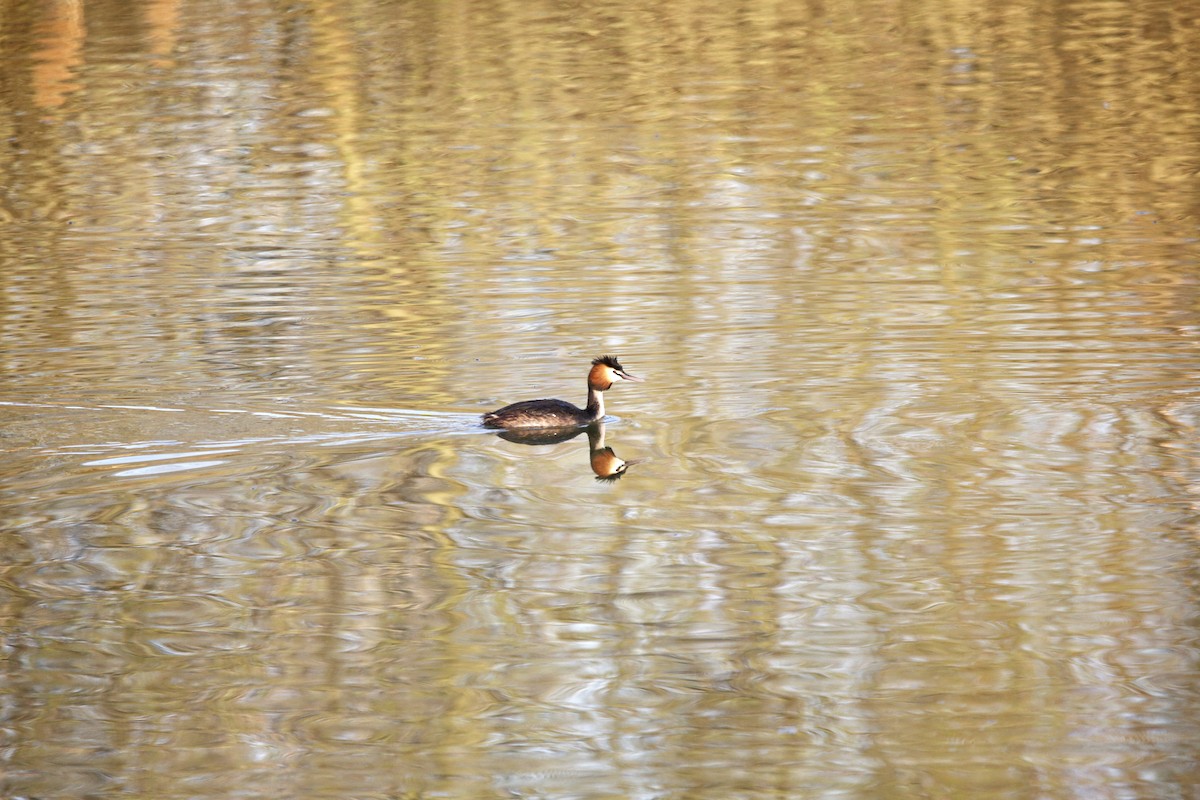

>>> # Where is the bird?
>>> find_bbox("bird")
[482,355,643,429]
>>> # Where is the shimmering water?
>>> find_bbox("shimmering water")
[3,0,1200,797]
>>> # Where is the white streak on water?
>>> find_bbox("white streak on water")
[83,450,240,467]
[112,460,228,478]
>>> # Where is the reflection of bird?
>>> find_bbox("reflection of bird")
[494,427,586,446]
[491,421,645,481]
[587,421,640,482]
[482,355,643,430]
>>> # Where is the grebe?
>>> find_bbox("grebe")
[482,355,643,430]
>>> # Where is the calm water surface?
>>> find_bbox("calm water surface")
[3,0,1200,798]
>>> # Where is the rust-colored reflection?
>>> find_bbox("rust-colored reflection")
[31,0,83,109]
[144,0,181,66]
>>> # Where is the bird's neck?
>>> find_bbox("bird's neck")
[585,385,605,420]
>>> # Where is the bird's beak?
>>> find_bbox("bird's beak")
[616,370,644,382]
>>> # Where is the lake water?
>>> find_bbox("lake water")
[3,0,1200,797]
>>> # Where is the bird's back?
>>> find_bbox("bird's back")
[481,398,589,429]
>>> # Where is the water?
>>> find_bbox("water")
[3,0,1200,797]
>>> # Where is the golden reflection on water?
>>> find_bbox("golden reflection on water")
[2,0,1200,797]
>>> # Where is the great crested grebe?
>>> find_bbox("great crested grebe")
[482,355,643,430]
